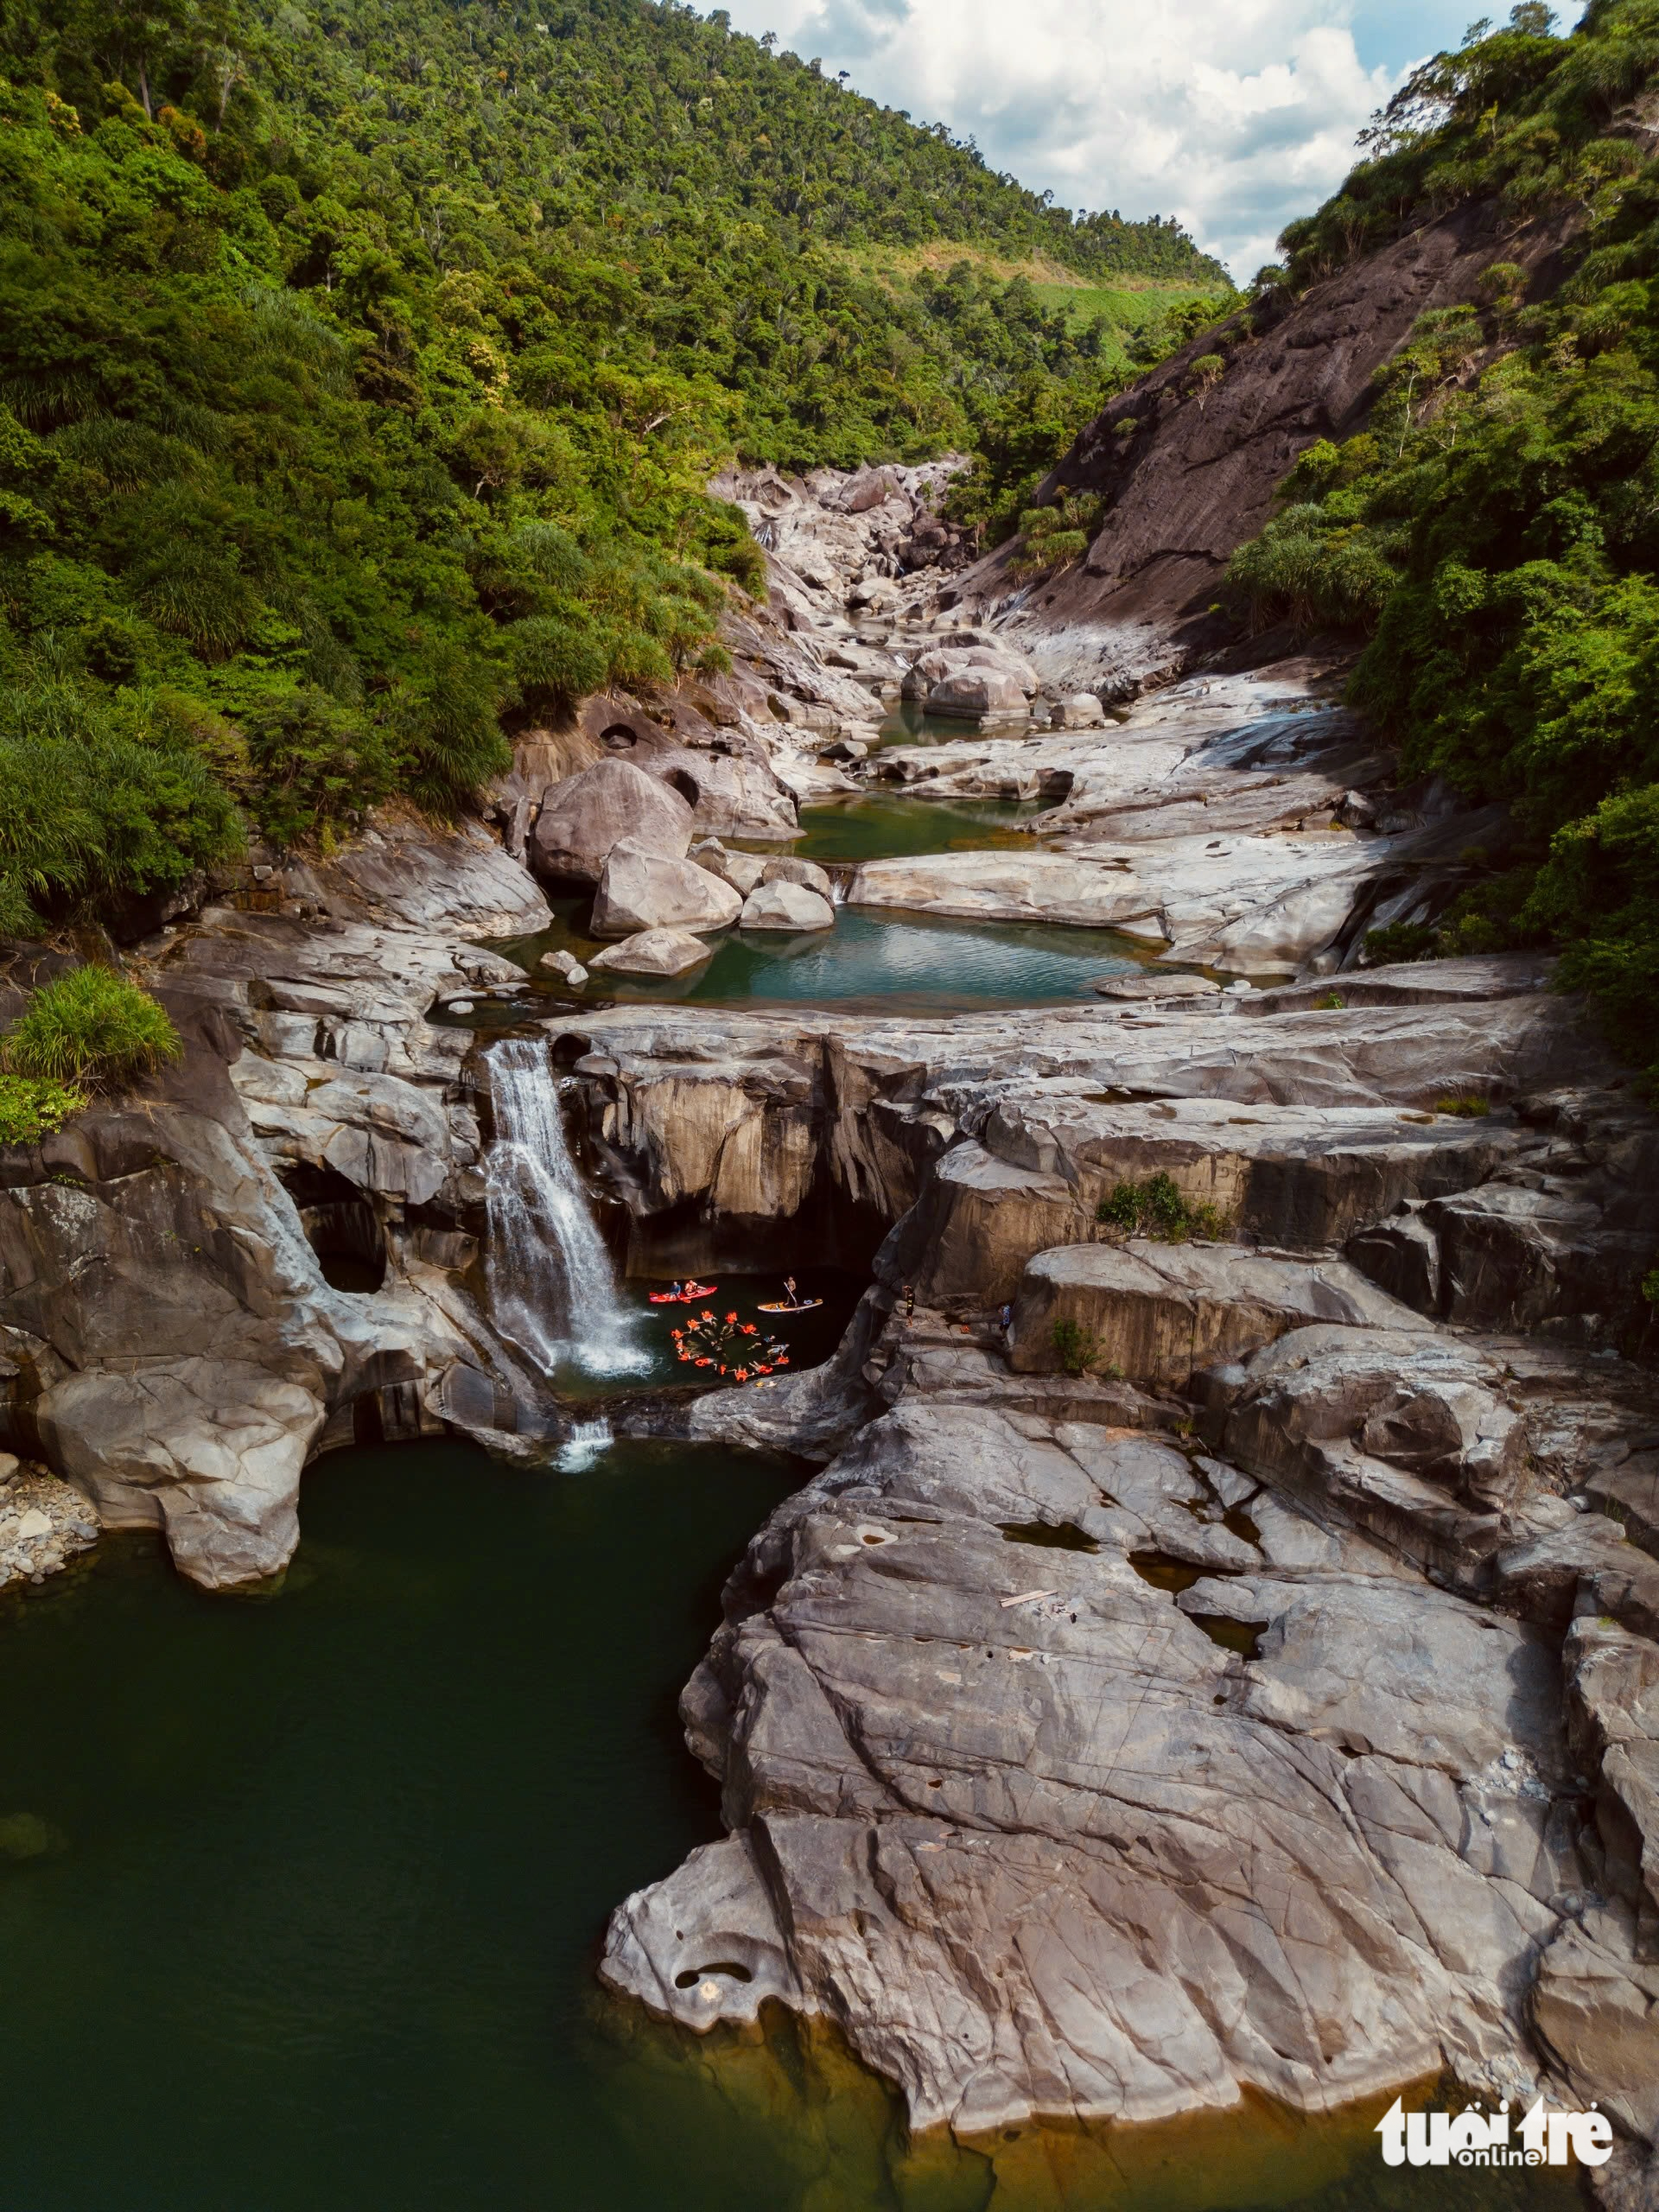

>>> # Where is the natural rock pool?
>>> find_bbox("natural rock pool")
[489,902,1152,1014]
[460,791,1175,1017]
[0,1436,1580,2212]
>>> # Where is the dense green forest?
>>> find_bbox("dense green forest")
[1226,0,1659,1096]
[0,0,1224,950]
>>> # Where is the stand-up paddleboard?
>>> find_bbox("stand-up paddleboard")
[756,1299,823,1313]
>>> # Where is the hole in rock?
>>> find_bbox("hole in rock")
[1129,1551,1205,1596]
[549,1030,594,1071]
[1191,1615,1268,1660]
[673,1961,754,1990]
[281,1165,387,1294]
[1223,1507,1261,1544]
[664,767,700,807]
[600,722,639,750]
[1000,1521,1098,1553]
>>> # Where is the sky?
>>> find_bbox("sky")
[705,0,1568,280]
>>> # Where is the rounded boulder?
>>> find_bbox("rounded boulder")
[739,880,836,932]
[588,928,715,977]
[591,840,743,938]
[531,760,693,887]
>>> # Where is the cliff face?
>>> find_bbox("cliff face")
[985,201,1577,690]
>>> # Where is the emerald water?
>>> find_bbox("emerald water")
[0,1438,1579,2212]
[490,902,1147,1014]
[0,1439,801,2211]
[455,794,1164,1016]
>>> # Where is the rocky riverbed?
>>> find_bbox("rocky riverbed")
[0,456,1656,2193]
[585,971,1659,2167]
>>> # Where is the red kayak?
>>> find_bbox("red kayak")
[648,1282,717,1305]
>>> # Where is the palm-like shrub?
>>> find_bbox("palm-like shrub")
[4,966,181,1090]
[506,618,613,712]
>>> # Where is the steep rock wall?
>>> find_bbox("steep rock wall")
[969,203,1578,691]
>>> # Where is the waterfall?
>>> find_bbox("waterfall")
[558,1417,613,1472]
[484,1038,647,1377]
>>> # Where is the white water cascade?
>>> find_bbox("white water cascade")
[483,1037,648,1379]
[557,1417,614,1472]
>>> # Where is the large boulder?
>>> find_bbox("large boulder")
[760,855,835,900]
[39,1357,327,1590]
[1054,692,1108,728]
[842,467,900,515]
[1008,1243,1414,1387]
[590,840,742,938]
[587,928,715,977]
[691,840,767,897]
[530,760,693,887]
[926,669,1030,721]
[1212,1324,1536,1580]
[900,642,1040,702]
[1092,972,1221,1001]
[738,880,836,932]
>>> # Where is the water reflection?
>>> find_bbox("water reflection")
[0,1444,1581,2212]
[491,902,1151,1014]
[593,2005,1574,2212]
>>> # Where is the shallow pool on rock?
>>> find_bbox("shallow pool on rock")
[0,1439,1581,2212]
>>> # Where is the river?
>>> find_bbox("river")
[0,673,1603,2209]
[0,1437,1580,2212]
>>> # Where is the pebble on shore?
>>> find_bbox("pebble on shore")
[0,1454,100,1593]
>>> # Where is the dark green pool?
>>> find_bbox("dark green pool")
[0,1440,1582,2212]
[0,1439,804,2212]
[548,1268,866,1400]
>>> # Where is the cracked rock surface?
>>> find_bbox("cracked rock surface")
[0,816,563,1590]
[584,954,1659,2145]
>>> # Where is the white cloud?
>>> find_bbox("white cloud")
[708,0,1400,280]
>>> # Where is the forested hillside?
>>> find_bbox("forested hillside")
[1222,0,1659,1094]
[0,0,1224,939]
